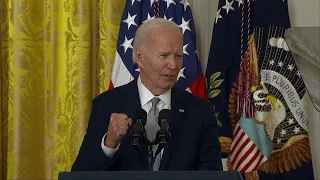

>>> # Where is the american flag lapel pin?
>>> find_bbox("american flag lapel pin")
[178,109,184,113]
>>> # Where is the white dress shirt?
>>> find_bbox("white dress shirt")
[101,76,171,158]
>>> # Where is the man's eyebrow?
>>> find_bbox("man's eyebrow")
[158,50,171,54]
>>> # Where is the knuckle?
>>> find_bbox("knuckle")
[116,132,122,137]
[111,121,117,127]
[120,131,126,136]
[110,116,116,122]
[119,113,128,119]
[111,113,117,119]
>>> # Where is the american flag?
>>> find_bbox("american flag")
[205,0,267,173]
[206,0,274,173]
[109,0,206,99]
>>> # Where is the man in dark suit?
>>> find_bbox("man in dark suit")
[72,18,222,171]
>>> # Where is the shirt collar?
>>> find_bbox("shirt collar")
[137,76,171,108]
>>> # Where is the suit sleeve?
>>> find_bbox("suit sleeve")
[198,103,223,171]
[72,98,122,171]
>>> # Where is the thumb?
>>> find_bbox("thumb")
[127,118,133,126]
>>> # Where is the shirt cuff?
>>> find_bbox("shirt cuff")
[101,133,120,158]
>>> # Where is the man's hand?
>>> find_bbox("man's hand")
[105,113,132,148]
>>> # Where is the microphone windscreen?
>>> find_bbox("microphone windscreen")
[133,109,147,125]
[158,109,172,124]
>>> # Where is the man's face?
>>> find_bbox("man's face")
[136,29,183,95]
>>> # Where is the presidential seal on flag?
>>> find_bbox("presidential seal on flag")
[206,0,314,179]
[252,26,311,174]
[228,26,312,177]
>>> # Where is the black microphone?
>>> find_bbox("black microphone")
[153,109,172,157]
[129,109,147,150]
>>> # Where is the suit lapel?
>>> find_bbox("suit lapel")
[122,79,141,121]
[122,79,150,170]
[159,88,187,170]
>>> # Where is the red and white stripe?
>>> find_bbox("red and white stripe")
[109,52,134,89]
[229,123,267,172]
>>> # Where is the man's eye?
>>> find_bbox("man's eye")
[176,54,183,58]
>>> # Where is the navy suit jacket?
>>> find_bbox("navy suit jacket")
[72,79,222,171]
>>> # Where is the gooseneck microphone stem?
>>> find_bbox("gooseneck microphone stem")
[154,109,172,160]
[130,109,172,171]
[148,109,172,170]
[130,109,147,151]
[154,144,163,159]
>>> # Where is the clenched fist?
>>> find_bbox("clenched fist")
[105,113,132,148]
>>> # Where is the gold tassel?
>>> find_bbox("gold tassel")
[248,35,259,92]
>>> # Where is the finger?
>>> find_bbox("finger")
[111,113,127,119]
[119,125,129,130]
[117,117,131,126]
[127,118,133,126]
[114,124,128,131]
[116,131,123,137]
[116,113,128,119]
[110,119,118,128]
[110,114,127,124]
[111,121,122,131]
[112,125,118,132]
[117,128,128,137]
[110,113,119,118]
[110,113,118,122]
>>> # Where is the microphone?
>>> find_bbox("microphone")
[129,109,147,150]
[153,109,172,157]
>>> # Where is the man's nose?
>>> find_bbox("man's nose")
[167,56,178,69]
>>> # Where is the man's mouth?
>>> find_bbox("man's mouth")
[163,75,175,78]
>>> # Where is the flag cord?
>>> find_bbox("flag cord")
[153,0,160,18]
[236,0,245,115]
[244,0,254,117]
[237,0,255,117]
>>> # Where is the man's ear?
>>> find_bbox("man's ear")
[135,48,144,68]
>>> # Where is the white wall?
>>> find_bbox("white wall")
[189,0,216,74]
[288,0,320,28]
[189,0,320,179]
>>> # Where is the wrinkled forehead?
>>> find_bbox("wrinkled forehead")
[147,29,183,48]
[149,28,182,39]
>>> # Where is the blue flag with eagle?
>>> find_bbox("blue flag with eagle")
[206,0,314,179]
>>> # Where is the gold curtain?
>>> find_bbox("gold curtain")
[0,0,125,179]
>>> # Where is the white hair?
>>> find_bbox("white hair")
[132,18,182,63]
